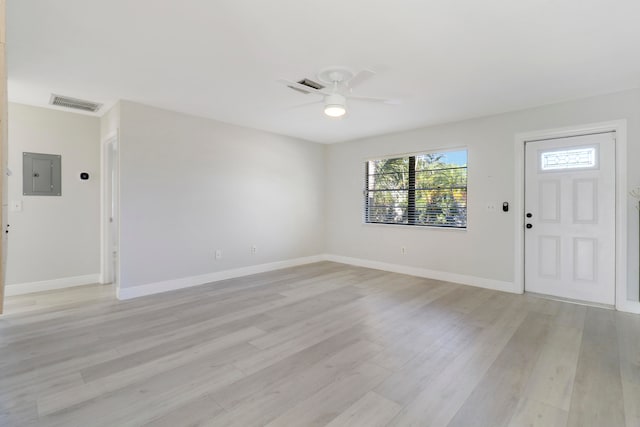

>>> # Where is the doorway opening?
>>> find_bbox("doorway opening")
[101,132,119,288]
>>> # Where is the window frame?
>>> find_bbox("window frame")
[363,148,468,229]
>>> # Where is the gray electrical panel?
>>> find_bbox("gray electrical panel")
[23,152,62,196]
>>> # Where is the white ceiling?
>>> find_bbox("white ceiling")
[7,0,640,143]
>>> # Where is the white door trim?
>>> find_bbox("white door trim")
[514,120,638,313]
[100,130,120,288]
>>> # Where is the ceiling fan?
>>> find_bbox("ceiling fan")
[278,67,398,118]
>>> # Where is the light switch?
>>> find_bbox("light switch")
[10,200,23,212]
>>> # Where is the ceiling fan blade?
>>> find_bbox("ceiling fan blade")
[277,79,329,96]
[349,95,401,105]
[286,100,323,111]
[347,70,375,89]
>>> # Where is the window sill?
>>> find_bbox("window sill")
[361,222,468,232]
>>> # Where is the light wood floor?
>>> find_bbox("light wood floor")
[1,262,638,427]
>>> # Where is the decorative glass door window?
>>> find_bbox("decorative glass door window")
[539,146,598,172]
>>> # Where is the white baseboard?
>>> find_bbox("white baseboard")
[617,300,640,314]
[11,254,632,313]
[116,255,326,300]
[5,274,101,296]
[116,253,518,300]
[324,254,518,294]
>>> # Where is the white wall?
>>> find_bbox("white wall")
[116,101,325,291]
[325,89,640,301]
[8,90,638,302]
[6,103,101,289]
[100,101,120,139]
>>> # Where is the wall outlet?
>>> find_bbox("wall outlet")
[215,249,222,260]
[251,245,257,255]
[486,202,497,212]
[401,246,407,255]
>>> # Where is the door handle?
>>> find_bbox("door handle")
[526,224,533,229]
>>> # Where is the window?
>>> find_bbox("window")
[540,146,597,171]
[364,150,467,228]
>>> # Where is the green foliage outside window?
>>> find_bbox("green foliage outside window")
[365,150,467,227]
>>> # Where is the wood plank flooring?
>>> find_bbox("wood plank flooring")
[0,262,638,426]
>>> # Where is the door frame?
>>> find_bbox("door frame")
[0,0,6,314]
[514,120,638,313]
[100,130,119,287]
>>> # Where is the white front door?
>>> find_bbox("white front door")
[524,132,616,305]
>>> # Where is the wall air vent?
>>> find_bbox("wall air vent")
[49,94,103,113]
[288,78,325,94]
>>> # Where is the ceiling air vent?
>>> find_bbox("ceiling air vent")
[49,94,103,113]
[288,78,325,94]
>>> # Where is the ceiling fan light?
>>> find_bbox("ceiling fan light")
[324,104,346,118]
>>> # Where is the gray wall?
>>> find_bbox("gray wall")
[8,90,639,303]
[6,103,101,287]
[116,101,325,289]
[325,89,640,301]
